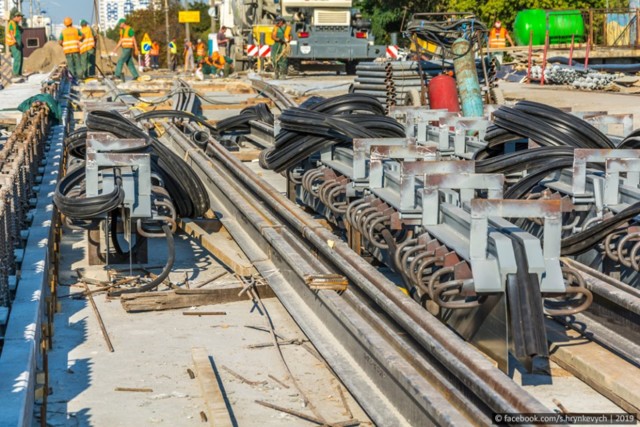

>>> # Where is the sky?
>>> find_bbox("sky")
[26,0,93,26]
[21,0,190,26]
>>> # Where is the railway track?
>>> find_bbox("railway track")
[3,73,638,425]
[121,78,639,424]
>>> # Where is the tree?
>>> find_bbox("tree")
[357,0,628,45]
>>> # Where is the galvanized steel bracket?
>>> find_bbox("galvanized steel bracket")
[470,199,564,293]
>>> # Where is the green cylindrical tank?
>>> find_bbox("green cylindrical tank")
[513,9,547,46]
[513,9,585,46]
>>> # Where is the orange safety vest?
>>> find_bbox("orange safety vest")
[120,24,135,49]
[80,26,95,53]
[209,52,225,69]
[150,42,160,56]
[196,42,206,57]
[61,26,81,54]
[489,27,508,49]
[6,20,18,46]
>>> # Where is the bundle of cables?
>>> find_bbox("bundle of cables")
[259,94,404,172]
[55,110,210,220]
[475,101,640,255]
[404,16,488,59]
[215,103,274,135]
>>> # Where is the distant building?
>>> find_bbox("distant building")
[98,0,160,30]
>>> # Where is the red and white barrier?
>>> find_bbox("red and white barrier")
[386,45,399,59]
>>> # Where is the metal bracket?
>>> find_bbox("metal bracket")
[470,199,564,293]
[422,171,502,226]
[572,149,640,199]
[604,157,640,207]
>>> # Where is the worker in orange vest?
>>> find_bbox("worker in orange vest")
[150,41,160,69]
[79,20,96,78]
[59,17,84,79]
[112,18,140,81]
[488,21,514,64]
[195,38,206,65]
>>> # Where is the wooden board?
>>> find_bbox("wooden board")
[231,149,261,162]
[191,347,233,427]
[179,219,255,276]
[547,320,640,416]
[120,284,275,312]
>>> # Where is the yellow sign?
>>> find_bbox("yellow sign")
[179,10,201,23]
[141,33,152,53]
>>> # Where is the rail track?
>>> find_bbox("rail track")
[2,72,639,425]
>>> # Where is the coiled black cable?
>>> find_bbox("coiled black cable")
[84,110,209,218]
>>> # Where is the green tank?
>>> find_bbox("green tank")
[513,9,585,46]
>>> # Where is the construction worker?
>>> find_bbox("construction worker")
[195,38,206,64]
[217,26,229,56]
[184,39,195,73]
[111,18,140,81]
[150,40,160,69]
[79,20,96,78]
[59,17,84,79]
[488,20,514,63]
[271,16,291,80]
[169,39,178,71]
[7,8,25,77]
[200,51,232,77]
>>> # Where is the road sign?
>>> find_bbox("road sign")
[207,7,216,17]
[179,10,201,23]
[141,33,152,53]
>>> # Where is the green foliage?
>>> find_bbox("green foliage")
[359,0,630,43]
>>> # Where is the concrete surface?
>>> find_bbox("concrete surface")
[46,226,370,427]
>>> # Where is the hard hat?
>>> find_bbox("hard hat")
[80,19,88,26]
[117,18,126,26]
[275,16,284,23]
[197,38,202,43]
[64,17,72,26]
[10,8,24,19]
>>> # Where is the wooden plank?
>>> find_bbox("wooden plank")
[179,219,255,276]
[546,320,640,416]
[120,283,275,312]
[191,348,234,427]
[231,149,261,162]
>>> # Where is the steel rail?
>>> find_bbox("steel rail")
[157,122,551,423]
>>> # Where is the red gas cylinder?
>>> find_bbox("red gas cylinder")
[428,74,460,113]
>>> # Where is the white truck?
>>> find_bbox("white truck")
[217,0,385,73]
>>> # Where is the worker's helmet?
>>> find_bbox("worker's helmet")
[275,16,285,23]
[64,17,73,26]
[80,19,88,26]
[117,18,126,27]
[197,38,202,43]
[10,8,23,19]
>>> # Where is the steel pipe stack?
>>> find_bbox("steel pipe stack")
[353,61,424,110]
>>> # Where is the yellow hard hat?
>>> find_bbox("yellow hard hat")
[64,17,72,26]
